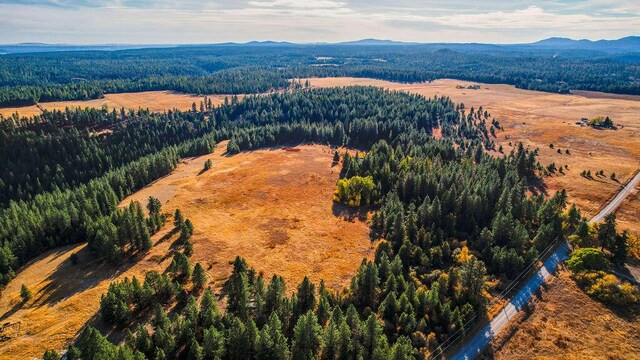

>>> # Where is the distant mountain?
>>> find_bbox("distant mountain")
[0,43,157,54]
[242,41,297,47]
[1,36,638,55]
[526,36,640,53]
[336,38,420,46]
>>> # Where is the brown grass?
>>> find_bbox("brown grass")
[305,77,640,231]
[0,239,175,359]
[615,184,640,235]
[0,142,372,358]
[488,270,640,359]
[0,91,240,118]
[120,141,374,291]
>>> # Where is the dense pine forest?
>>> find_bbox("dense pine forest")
[1,44,639,106]
[0,84,573,359]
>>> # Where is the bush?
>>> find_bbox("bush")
[567,248,610,273]
[203,159,212,172]
[20,284,32,302]
[574,271,639,306]
[334,176,375,207]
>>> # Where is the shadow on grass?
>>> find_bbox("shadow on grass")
[33,246,140,307]
[0,302,23,323]
[528,176,548,197]
[331,201,368,223]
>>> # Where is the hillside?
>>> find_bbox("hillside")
[0,142,373,358]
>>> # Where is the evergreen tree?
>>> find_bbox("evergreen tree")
[192,262,207,291]
[20,284,32,302]
[174,209,184,229]
[292,311,322,360]
[203,326,225,360]
[295,276,316,317]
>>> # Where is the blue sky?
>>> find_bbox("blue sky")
[0,1,638,44]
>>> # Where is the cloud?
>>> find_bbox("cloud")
[0,1,637,44]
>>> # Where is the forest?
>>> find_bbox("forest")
[0,44,639,106]
[0,84,579,359]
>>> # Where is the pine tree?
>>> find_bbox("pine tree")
[199,289,222,329]
[203,159,213,172]
[295,276,316,317]
[174,209,184,229]
[611,231,629,266]
[598,213,617,252]
[203,326,225,360]
[192,262,207,291]
[317,295,331,327]
[292,311,322,360]
[227,266,249,319]
[42,350,61,360]
[20,284,32,302]
[188,339,204,360]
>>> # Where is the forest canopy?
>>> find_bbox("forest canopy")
[1,44,639,106]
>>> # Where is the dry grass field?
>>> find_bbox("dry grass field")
[0,142,372,359]
[615,184,640,236]
[119,141,374,291]
[0,91,238,118]
[305,77,640,232]
[0,240,175,359]
[488,270,640,359]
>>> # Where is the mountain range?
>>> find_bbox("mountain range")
[1,37,638,55]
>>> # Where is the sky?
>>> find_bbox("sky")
[0,0,638,44]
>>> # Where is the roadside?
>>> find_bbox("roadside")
[488,270,640,359]
[451,169,640,360]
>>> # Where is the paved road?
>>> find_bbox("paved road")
[591,171,640,223]
[452,170,640,360]
[452,241,570,360]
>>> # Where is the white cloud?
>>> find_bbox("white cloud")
[0,1,638,44]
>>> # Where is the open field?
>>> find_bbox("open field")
[119,141,374,290]
[0,142,372,358]
[0,91,239,118]
[0,240,174,359]
[488,270,640,359]
[306,78,640,230]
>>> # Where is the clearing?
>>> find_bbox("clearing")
[119,141,374,291]
[305,77,640,232]
[0,142,373,358]
[0,91,240,118]
[488,269,640,359]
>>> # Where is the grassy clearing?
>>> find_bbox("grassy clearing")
[0,91,240,117]
[0,142,373,358]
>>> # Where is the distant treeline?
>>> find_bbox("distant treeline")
[1,45,639,106]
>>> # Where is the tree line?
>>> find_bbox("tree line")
[1,44,639,106]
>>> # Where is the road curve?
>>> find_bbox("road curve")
[591,171,640,223]
[452,169,640,360]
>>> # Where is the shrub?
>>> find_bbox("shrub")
[20,284,32,302]
[574,271,639,306]
[203,159,212,172]
[334,176,375,207]
[567,248,610,273]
